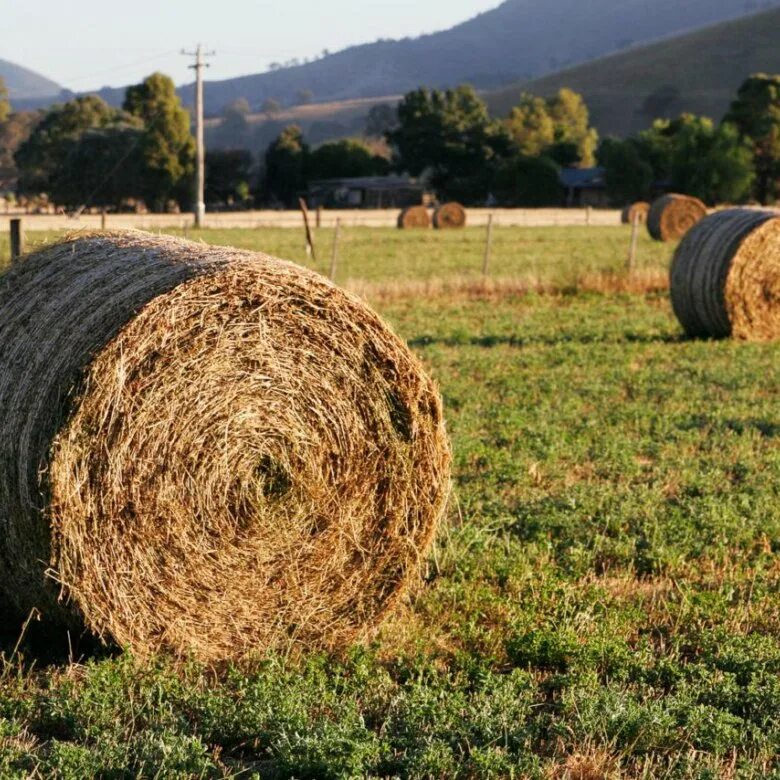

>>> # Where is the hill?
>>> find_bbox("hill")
[485,5,780,137]
[0,58,62,101]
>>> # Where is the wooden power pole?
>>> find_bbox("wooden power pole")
[182,44,214,229]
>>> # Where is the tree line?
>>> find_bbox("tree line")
[0,72,779,212]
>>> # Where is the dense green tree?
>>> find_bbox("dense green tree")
[0,77,9,123]
[388,85,510,203]
[205,149,253,206]
[308,139,389,180]
[491,155,561,207]
[725,74,780,203]
[15,95,126,196]
[506,89,597,167]
[261,125,308,206]
[597,138,654,205]
[123,72,195,210]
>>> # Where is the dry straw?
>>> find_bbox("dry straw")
[397,205,431,229]
[647,194,707,241]
[621,202,650,225]
[433,202,467,229]
[670,208,780,340]
[0,231,451,661]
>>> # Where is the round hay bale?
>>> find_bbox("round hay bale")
[621,201,650,225]
[670,208,780,340]
[397,205,431,229]
[0,231,451,661]
[647,194,707,241]
[433,202,467,229]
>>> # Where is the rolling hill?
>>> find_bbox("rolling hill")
[485,5,780,137]
[0,58,62,101]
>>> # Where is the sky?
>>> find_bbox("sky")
[3,0,498,92]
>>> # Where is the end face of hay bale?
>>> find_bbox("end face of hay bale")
[397,206,431,229]
[0,232,451,661]
[433,202,467,229]
[621,202,650,225]
[647,194,707,241]
[670,208,780,340]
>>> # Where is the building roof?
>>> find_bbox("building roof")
[308,176,423,191]
[559,167,606,189]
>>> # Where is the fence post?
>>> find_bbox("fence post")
[330,218,341,281]
[482,213,494,278]
[10,218,23,262]
[100,209,107,230]
[298,197,316,261]
[316,206,322,229]
[627,213,640,272]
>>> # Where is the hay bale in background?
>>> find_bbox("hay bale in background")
[647,194,707,241]
[0,231,451,661]
[397,206,431,229]
[433,202,467,229]
[670,208,780,340]
[621,201,650,225]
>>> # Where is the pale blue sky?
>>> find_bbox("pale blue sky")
[4,0,498,91]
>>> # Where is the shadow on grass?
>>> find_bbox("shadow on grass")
[409,331,682,349]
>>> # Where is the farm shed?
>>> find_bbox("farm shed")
[308,175,429,209]
[560,167,609,208]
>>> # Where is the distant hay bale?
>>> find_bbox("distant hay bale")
[397,205,431,229]
[647,194,707,241]
[433,202,467,229]
[0,231,451,661]
[621,201,650,225]
[670,208,780,340]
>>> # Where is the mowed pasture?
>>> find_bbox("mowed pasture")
[1,225,779,778]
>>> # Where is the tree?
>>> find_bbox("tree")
[597,138,654,205]
[15,95,126,196]
[261,125,308,206]
[388,85,510,203]
[123,72,195,210]
[205,149,253,206]
[365,104,397,138]
[725,74,780,203]
[261,98,281,117]
[506,89,598,167]
[296,89,314,105]
[0,77,9,123]
[308,139,389,180]
[491,155,561,206]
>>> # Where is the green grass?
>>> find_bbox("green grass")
[0,225,670,285]
[2,228,779,778]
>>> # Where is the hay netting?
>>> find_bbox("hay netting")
[621,201,650,225]
[0,231,451,661]
[647,194,707,241]
[670,208,780,340]
[433,202,466,229]
[397,206,430,229]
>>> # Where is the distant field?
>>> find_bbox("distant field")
[1,227,779,776]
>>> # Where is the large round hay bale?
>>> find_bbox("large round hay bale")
[397,205,431,229]
[647,194,707,241]
[433,202,467,229]
[621,201,650,225]
[0,231,451,661]
[670,208,780,340]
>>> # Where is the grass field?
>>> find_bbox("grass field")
[1,227,779,778]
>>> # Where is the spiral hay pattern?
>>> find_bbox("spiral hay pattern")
[670,208,780,340]
[621,202,650,225]
[647,194,707,241]
[397,206,431,229]
[0,231,451,661]
[433,202,467,229]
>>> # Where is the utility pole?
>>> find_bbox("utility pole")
[182,44,215,228]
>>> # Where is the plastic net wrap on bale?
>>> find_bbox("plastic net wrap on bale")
[433,202,467,229]
[670,208,780,340]
[0,231,451,662]
[647,194,707,241]
[621,202,650,225]
[397,206,430,229]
